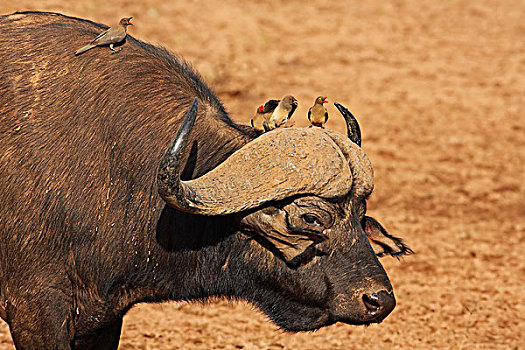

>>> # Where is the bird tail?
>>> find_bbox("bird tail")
[75,44,95,55]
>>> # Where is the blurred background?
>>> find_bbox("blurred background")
[1,1,524,349]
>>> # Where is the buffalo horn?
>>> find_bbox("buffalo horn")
[334,102,361,147]
[158,100,375,216]
[157,97,200,214]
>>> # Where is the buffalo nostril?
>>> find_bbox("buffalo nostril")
[362,290,396,320]
[362,293,381,315]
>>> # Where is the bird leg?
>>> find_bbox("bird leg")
[109,44,122,54]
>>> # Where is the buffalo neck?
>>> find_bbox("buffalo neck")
[103,115,258,312]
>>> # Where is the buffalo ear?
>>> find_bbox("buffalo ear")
[362,216,413,258]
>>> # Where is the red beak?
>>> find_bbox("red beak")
[322,97,328,103]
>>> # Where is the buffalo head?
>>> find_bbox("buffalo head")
[157,98,411,330]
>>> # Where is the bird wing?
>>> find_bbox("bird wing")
[324,110,329,123]
[289,103,298,119]
[93,28,110,41]
[308,108,312,122]
[263,99,280,113]
[92,26,126,46]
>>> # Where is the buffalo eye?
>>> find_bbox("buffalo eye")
[302,214,322,227]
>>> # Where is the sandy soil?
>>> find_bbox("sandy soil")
[1,0,524,349]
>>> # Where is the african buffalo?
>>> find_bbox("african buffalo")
[0,11,410,349]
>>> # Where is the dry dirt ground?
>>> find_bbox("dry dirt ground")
[1,0,524,349]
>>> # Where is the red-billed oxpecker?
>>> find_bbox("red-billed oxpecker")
[308,96,329,128]
[268,95,298,130]
[251,105,271,133]
[75,17,133,55]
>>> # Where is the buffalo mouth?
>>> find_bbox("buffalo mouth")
[259,300,333,333]
[260,283,395,331]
